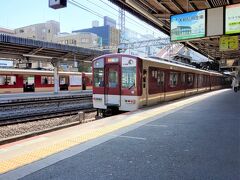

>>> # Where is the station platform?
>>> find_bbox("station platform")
[0,89,239,180]
[0,90,92,103]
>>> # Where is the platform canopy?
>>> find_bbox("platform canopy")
[110,0,240,61]
[0,34,107,62]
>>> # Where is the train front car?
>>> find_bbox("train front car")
[92,54,141,116]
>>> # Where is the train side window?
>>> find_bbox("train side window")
[198,75,203,87]
[187,74,194,86]
[41,76,54,84]
[151,70,155,78]
[170,72,178,87]
[94,68,104,87]
[0,75,16,85]
[143,69,147,88]
[157,70,164,86]
[181,73,185,84]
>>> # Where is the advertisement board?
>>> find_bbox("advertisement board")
[70,75,82,86]
[207,7,223,36]
[0,60,13,67]
[225,4,240,35]
[171,10,205,41]
[219,36,239,51]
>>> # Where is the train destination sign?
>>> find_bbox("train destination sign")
[225,4,240,35]
[170,10,205,41]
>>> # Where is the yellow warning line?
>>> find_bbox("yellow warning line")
[0,89,228,174]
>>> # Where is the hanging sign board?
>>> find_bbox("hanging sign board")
[207,7,223,36]
[225,4,240,35]
[49,0,67,9]
[170,10,206,41]
[219,36,239,51]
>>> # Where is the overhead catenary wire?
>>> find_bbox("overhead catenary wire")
[68,0,104,19]
[85,0,119,18]
[67,0,170,54]
[72,0,164,37]
[99,0,164,36]
[68,0,208,60]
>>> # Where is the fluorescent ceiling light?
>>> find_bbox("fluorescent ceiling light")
[126,0,164,27]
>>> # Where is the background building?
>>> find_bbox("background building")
[53,32,100,48]
[73,16,120,48]
[104,16,116,28]
[15,20,60,42]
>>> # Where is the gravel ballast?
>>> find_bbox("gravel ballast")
[0,111,97,139]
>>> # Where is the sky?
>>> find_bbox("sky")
[0,0,166,37]
[0,0,207,61]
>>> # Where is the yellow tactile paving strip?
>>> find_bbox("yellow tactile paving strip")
[0,89,228,174]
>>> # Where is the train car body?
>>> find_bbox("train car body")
[0,68,92,94]
[92,54,225,114]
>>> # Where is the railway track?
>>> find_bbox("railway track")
[0,108,96,126]
[0,94,92,108]
[0,94,93,125]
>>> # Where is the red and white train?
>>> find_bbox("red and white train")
[0,68,92,94]
[92,54,225,115]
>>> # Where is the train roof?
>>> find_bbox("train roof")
[94,53,223,76]
[0,68,92,75]
[143,56,222,76]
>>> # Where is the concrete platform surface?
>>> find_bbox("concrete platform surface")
[0,89,239,180]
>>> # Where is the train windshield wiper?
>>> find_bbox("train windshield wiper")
[128,83,135,90]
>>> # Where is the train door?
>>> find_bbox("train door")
[23,75,35,92]
[104,64,121,106]
[141,68,148,106]
[59,76,69,91]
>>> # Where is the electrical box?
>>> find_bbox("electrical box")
[49,0,67,9]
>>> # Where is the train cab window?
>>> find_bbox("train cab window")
[0,75,16,85]
[170,72,178,87]
[94,68,104,87]
[41,76,54,84]
[122,67,136,89]
[108,69,118,88]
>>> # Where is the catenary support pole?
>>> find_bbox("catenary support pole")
[54,60,60,94]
